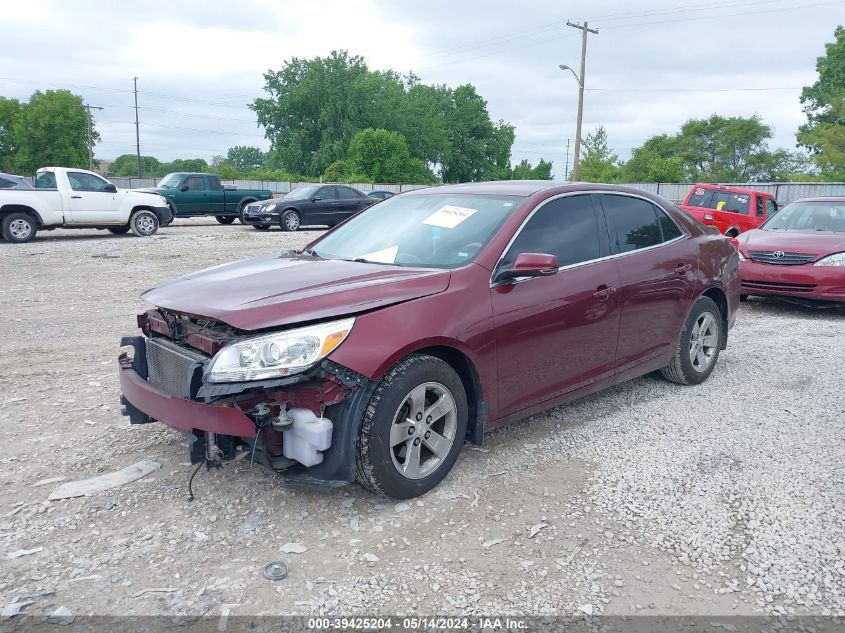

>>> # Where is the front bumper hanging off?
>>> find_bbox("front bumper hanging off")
[118,335,375,483]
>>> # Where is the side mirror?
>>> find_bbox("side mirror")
[311,196,323,202]
[179,185,189,192]
[495,252,559,283]
[104,183,117,193]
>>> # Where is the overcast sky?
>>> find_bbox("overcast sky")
[1,0,842,178]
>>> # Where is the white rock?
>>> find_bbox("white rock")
[281,542,308,554]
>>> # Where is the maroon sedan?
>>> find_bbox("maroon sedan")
[119,182,740,498]
[736,197,845,304]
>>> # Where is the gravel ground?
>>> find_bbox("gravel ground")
[0,219,843,623]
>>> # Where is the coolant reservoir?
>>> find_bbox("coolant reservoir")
[282,408,333,467]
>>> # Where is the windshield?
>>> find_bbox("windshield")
[284,185,321,201]
[762,201,845,233]
[158,174,182,189]
[686,187,751,214]
[311,193,520,268]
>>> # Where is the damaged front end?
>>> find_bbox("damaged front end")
[118,309,374,484]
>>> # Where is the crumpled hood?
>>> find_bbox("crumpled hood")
[142,253,451,331]
[737,229,845,256]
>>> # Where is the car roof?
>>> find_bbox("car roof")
[791,196,845,203]
[694,183,763,196]
[404,180,574,197]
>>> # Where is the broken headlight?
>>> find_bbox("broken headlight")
[206,317,354,383]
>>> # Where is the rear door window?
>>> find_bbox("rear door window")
[501,194,603,269]
[710,191,750,214]
[207,175,223,191]
[35,172,57,189]
[599,194,663,253]
[184,176,205,191]
[655,205,684,241]
[336,187,357,200]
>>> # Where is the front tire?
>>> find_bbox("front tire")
[355,354,468,499]
[108,226,130,235]
[280,209,301,232]
[130,210,159,237]
[660,296,722,385]
[215,216,236,225]
[1,213,37,243]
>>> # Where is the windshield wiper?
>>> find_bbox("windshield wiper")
[353,257,371,263]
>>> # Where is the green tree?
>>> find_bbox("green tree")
[12,90,96,173]
[322,159,370,183]
[0,97,22,171]
[225,145,266,174]
[157,158,208,175]
[346,128,434,183]
[578,127,622,182]
[510,158,553,180]
[798,95,845,180]
[623,134,685,182]
[252,51,515,182]
[798,26,845,176]
[108,154,162,177]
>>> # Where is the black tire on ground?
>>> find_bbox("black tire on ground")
[355,354,468,499]
[1,212,37,243]
[107,226,131,235]
[252,224,271,231]
[660,296,722,386]
[130,210,159,237]
[237,200,254,224]
[280,209,301,232]
[215,216,236,225]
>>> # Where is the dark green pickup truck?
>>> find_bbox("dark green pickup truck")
[138,173,273,224]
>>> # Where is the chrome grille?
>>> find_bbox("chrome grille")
[145,337,207,398]
[749,251,816,265]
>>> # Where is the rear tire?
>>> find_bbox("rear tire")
[108,226,130,235]
[355,354,467,499]
[215,216,236,225]
[130,210,159,237]
[1,213,37,243]
[660,296,722,386]
[280,209,301,232]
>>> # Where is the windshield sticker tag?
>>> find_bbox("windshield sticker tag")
[694,187,705,196]
[359,245,398,264]
[423,205,478,229]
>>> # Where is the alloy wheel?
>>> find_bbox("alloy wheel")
[389,382,458,480]
[689,311,718,372]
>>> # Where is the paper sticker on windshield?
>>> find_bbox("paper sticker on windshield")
[359,245,398,264]
[694,187,705,196]
[423,205,478,229]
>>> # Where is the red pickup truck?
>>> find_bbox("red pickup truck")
[680,184,779,236]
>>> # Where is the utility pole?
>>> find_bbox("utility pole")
[83,104,103,171]
[565,21,598,181]
[133,77,142,178]
[564,138,571,180]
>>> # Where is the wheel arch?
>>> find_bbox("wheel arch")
[723,226,740,237]
[0,204,44,227]
[701,286,729,349]
[402,344,486,446]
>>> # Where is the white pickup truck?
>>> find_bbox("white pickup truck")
[0,167,172,243]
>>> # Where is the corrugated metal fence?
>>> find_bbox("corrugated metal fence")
[105,177,845,204]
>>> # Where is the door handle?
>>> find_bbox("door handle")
[592,285,616,301]
[70,195,82,199]
[674,263,692,275]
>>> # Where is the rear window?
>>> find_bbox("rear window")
[34,172,57,189]
[0,177,12,189]
[687,187,751,214]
